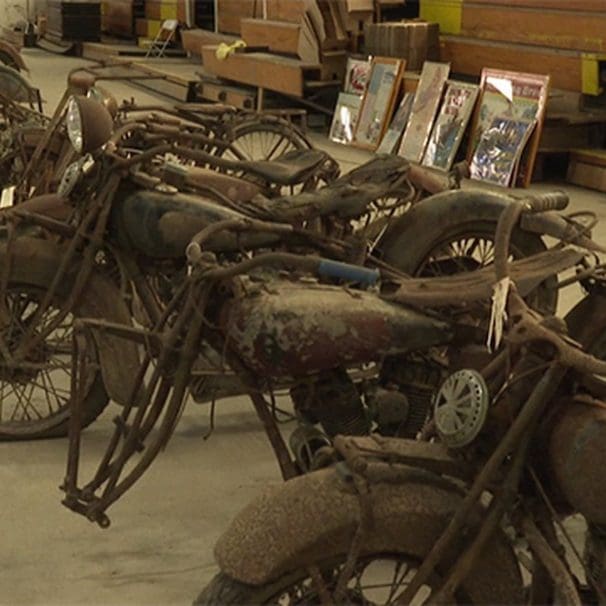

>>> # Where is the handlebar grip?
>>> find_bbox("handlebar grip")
[522,192,569,213]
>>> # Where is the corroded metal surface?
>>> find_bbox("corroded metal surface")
[214,466,524,604]
[548,399,606,525]
[222,280,453,377]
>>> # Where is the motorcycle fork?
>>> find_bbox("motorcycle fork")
[392,363,566,605]
[0,176,120,367]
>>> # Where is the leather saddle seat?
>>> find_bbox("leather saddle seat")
[235,149,328,186]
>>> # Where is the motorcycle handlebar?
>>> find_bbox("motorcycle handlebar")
[521,191,569,213]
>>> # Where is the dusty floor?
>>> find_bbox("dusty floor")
[1,49,606,605]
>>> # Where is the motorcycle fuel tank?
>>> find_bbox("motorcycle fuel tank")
[221,280,454,378]
[112,190,280,259]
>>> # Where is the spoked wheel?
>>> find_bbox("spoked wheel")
[219,119,311,162]
[411,221,557,315]
[0,284,108,440]
[196,555,456,605]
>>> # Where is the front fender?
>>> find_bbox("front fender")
[0,236,139,405]
[215,466,523,604]
[379,189,522,273]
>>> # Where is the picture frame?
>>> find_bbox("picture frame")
[467,68,550,187]
[422,82,479,170]
[398,61,451,162]
[353,57,404,150]
[376,92,415,155]
[329,92,362,145]
[344,56,372,96]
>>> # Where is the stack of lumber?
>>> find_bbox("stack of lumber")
[568,149,606,193]
[364,20,440,70]
[420,0,606,95]
[198,0,375,98]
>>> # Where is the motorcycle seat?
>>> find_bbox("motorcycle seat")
[235,149,328,186]
[386,248,584,308]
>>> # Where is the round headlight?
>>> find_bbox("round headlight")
[87,86,118,118]
[65,95,113,154]
[66,97,83,153]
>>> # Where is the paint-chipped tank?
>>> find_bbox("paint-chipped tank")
[221,280,454,378]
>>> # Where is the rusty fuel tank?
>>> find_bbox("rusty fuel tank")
[547,400,606,525]
[221,280,454,378]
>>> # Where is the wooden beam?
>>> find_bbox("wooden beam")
[440,35,606,95]
[460,4,606,53]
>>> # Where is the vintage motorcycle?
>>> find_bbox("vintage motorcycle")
[60,191,605,546]
[0,94,456,440]
[0,94,591,441]
[0,66,314,198]
[190,196,606,604]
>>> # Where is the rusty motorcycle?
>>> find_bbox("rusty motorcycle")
[191,194,606,605]
[0,94,459,440]
[60,192,606,546]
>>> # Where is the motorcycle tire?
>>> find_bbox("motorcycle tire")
[384,219,558,316]
[196,548,511,605]
[0,253,109,440]
[218,118,312,163]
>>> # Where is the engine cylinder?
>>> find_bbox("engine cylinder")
[547,400,606,525]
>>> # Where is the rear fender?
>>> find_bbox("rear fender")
[0,40,27,72]
[380,190,533,272]
[1,236,139,405]
[215,466,523,604]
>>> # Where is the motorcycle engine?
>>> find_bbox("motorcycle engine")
[378,354,446,437]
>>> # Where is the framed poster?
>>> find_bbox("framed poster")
[469,117,536,187]
[468,68,550,187]
[329,92,362,144]
[422,82,479,170]
[376,92,415,155]
[398,61,451,162]
[344,57,372,95]
[353,57,404,150]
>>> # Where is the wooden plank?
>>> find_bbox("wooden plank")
[181,29,237,56]
[266,0,307,22]
[240,19,301,55]
[201,45,318,96]
[216,0,258,34]
[460,4,606,53]
[439,35,605,94]
[570,148,606,169]
[470,0,606,10]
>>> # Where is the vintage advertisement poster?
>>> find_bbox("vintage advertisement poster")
[470,117,536,186]
[398,61,451,162]
[344,57,372,95]
[329,92,362,144]
[376,92,415,155]
[468,68,550,186]
[422,82,479,170]
[354,57,404,150]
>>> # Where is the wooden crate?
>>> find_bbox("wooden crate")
[567,149,606,192]
[47,0,101,41]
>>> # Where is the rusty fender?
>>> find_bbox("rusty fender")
[0,40,27,72]
[221,281,453,377]
[0,236,139,405]
[379,189,550,273]
[214,466,523,604]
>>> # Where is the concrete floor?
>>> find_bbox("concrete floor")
[1,48,606,605]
